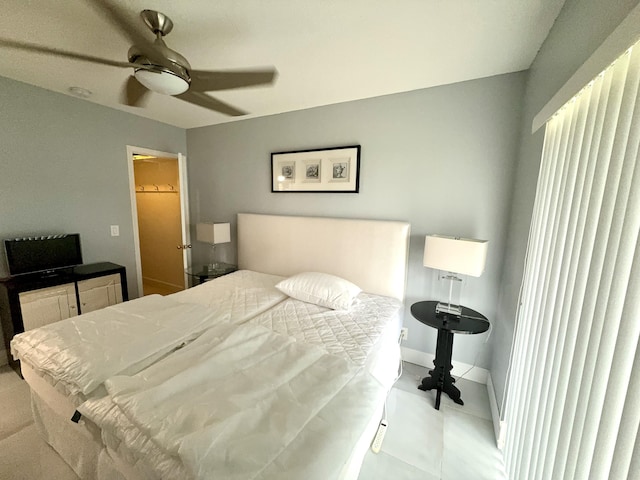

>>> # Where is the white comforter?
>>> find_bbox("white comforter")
[79,323,387,480]
[11,295,221,396]
[11,271,288,397]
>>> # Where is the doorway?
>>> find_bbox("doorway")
[127,147,190,297]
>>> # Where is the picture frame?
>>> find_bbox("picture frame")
[271,145,360,193]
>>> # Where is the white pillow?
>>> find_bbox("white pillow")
[275,272,362,310]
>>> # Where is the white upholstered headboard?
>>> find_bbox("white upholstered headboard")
[237,213,411,300]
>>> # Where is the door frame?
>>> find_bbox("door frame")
[126,145,190,297]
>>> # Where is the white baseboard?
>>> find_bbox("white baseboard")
[400,346,488,384]
[487,373,506,450]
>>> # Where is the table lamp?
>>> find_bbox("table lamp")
[423,234,488,316]
[196,222,231,271]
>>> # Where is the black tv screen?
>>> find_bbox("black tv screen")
[4,234,83,276]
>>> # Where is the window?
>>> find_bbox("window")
[503,40,640,479]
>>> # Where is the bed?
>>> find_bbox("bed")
[11,213,411,479]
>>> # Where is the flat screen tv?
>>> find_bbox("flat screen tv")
[4,234,83,276]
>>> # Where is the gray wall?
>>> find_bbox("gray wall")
[186,72,526,368]
[0,77,186,299]
[491,0,640,407]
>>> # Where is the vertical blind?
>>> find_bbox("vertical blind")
[502,39,640,480]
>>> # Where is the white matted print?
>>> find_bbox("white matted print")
[276,161,295,183]
[329,157,350,183]
[302,159,322,183]
[271,146,360,192]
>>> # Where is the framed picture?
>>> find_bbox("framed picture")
[271,145,360,192]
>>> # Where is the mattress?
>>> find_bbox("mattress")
[248,293,403,387]
[17,271,288,479]
[168,269,287,322]
[80,292,402,480]
[15,271,287,399]
[12,295,223,398]
[19,272,402,480]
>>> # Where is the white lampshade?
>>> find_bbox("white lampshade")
[423,234,488,277]
[196,223,231,244]
[134,68,189,95]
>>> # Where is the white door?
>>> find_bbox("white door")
[178,153,191,287]
[128,147,190,297]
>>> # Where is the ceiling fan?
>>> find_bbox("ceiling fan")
[0,0,277,116]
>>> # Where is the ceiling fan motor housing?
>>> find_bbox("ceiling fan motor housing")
[127,10,192,96]
[128,44,191,96]
[0,4,276,114]
[141,10,174,37]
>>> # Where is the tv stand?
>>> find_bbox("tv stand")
[38,270,61,279]
[0,262,128,374]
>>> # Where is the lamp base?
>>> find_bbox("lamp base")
[207,262,222,272]
[207,244,219,272]
[435,302,462,316]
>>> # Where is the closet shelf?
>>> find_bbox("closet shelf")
[136,184,179,193]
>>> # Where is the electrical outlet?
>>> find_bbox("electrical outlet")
[110,225,120,237]
[400,327,408,342]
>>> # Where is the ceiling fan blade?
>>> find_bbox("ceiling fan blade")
[87,0,169,67]
[175,91,247,116]
[122,76,151,107]
[0,38,133,68]
[190,68,278,92]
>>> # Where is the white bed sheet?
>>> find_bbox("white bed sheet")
[80,323,390,480]
[30,387,102,479]
[82,292,402,480]
[12,295,222,397]
[19,271,402,480]
[248,292,403,388]
[18,271,288,479]
[168,269,287,321]
[246,292,404,479]
[16,271,287,400]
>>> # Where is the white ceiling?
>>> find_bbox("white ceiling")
[1,0,566,129]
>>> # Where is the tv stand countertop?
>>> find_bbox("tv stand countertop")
[0,262,124,285]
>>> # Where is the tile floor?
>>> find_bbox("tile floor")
[0,362,506,480]
[359,362,507,479]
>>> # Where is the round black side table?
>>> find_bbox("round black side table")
[410,301,489,410]
[185,263,237,285]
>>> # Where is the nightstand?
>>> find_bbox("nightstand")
[411,300,489,410]
[186,263,237,285]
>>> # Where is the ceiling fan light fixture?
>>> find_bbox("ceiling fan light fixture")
[134,68,189,96]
